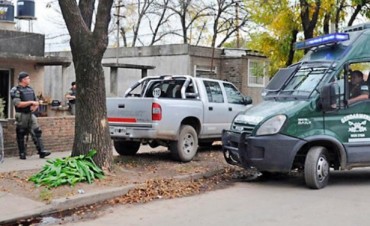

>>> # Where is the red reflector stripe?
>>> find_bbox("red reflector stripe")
[108,117,137,123]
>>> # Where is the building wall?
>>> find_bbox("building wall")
[44,44,266,102]
[0,30,44,56]
[104,55,192,96]
[1,44,269,157]
[0,61,44,93]
[1,116,74,157]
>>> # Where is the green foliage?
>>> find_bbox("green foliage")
[29,150,104,188]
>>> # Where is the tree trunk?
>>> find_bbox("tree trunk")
[286,29,298,67]
[347,4,363,26]
[59,0,114,170]
[71,41,113,170]
[323,12,330,34]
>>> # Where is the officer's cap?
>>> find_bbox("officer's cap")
[18,71,29,81]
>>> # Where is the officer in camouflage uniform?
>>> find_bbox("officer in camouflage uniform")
[10,72,51,160]
[65,81,76,115]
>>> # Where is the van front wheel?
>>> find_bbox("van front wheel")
[304,146,330,189]
[170,125,198,162]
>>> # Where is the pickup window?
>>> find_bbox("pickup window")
[138,77,199,99]
[223,83,245,104]
[203,80,224,103]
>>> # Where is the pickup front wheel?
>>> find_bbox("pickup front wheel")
[304,146,330,189]
[170,125,198,162]
[114,140,141,156]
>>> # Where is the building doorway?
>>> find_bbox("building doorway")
[0,69,11,119]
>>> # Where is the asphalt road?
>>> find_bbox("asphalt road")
[65,169,370,226]
[67,169,370,226]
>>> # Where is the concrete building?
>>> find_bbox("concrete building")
[46,44,269,105]
[1,30,269,157]
[0,22,72,157]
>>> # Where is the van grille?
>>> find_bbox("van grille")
[231,122,255,135]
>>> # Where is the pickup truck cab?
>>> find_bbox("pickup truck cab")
[107,75,252,162]
[222,23,370,189]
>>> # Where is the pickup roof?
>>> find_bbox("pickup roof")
[107,75,252,162]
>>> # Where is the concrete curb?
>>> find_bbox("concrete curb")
[0,167,226,224]
[48,184,137,213]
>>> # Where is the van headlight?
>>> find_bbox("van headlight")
[256,115,286,136]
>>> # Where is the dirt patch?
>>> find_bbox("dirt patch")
[0,146,246,203]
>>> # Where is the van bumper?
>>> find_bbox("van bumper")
[222,130,306,172]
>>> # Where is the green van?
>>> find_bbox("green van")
[222,23,370,189]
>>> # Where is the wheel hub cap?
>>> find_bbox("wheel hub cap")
[317,156,329,181]
[183,134,194,154]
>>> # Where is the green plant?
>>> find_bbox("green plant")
[29,149,104,188]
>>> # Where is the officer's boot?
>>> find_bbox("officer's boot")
[32,128,51,158]
[16,128,27,160]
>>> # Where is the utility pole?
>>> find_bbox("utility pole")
[111,0,125,96]
[235,1,240,48]
[113,0,125,64]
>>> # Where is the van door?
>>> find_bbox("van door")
[330,102,370,163]
[325,63,370,164]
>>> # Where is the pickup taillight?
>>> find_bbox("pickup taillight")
[152,103,162,121]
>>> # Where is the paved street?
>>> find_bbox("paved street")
[68,169,370,226]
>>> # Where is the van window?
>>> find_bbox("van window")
[346,62,370,104]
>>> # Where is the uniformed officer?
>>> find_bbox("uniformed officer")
[348,70,369,104]
[65,81,76,115]
[9,72,51,160]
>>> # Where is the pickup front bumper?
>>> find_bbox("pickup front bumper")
[222,130,307,172]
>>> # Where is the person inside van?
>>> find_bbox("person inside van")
[348,70,369,104]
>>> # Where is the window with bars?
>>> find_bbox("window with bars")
[248,60,266,87]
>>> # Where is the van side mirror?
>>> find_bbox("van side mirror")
[320,83,338,112]
[243,96,253,105]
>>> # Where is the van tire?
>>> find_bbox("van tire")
[170,125,198,162]
[114,140,141,156]
[304,146,330,189]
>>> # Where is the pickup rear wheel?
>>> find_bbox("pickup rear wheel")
[170,125,198,162]
[114,140,141,156]
[304,146,330,189]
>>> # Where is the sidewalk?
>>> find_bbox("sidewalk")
[0,147,226,224]
[0,151,70,224]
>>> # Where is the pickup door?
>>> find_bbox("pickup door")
[201,79,247,137]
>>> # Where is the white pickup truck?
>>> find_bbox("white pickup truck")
[107,75,252,162]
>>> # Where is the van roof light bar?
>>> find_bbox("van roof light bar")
[343,23,370,32]
[294,33,349,50]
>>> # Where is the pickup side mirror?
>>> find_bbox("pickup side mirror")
[243,96,253,105]
[320,83,338,112]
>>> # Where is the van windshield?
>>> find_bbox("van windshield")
[264,64,333,100]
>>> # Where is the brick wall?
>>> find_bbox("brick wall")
[1,116,75,157]
[220,57,244,89]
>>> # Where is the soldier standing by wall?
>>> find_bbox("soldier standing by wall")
[65,81,76,115]
[9,72,51,160]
